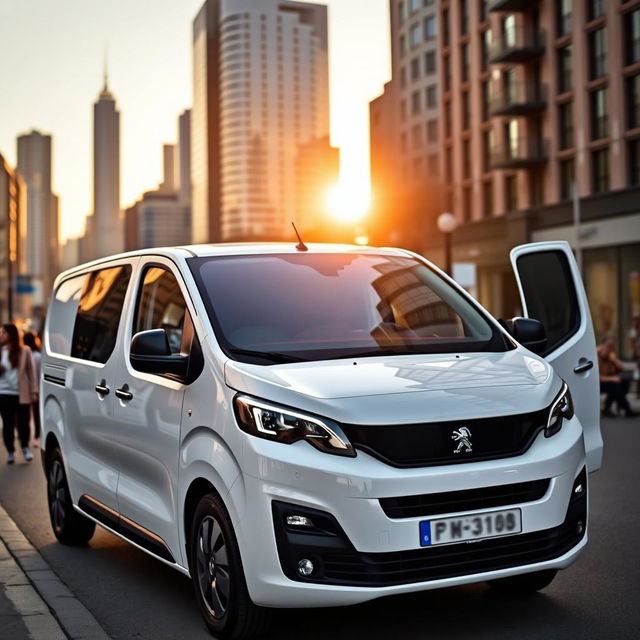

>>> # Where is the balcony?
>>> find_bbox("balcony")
[489,27,545,64]
[489,83,548,117]
[489,0,540,12]
[491,137,549,169]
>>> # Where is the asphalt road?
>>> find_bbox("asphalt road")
[1,415,639,640]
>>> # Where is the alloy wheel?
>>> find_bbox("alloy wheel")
[196,515,231,619]
[48,460,67,533]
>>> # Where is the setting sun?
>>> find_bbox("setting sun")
[326,182,370,223]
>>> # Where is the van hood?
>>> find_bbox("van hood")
[223,349,555,424]
[225,349,550,399]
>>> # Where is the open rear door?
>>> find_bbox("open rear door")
[510,241,603,472]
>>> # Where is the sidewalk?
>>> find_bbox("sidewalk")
[0,504,111,640]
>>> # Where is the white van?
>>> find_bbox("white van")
[41,242,601,639]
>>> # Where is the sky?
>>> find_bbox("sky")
[0,0,391,241]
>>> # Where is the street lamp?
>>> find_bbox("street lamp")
[437,212,457,276]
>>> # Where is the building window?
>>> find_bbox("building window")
[591,148,609,193]
[398,1,405,24]
[442,9,450,46]
[557,0,572,38]
[410,23,421,48]
[589,28,606,80]
[445,147,453,182]
[628,138,640,185]
[462,91,470,130]
[462,139,471,179]
[625,10,640,66]
[505,175,518,211]
[400,35,406,56]
[425,51,436,74]
[424,16,437,41]
[559,101,574,150]
[559,157,575,201]
[411,57,420,81]
[443,55,451,91]
[482,180,493,218]
[426,119,438,142]
[482,80,490,121]
[409,0,420,14]
[461,43,469,82]
[445,100,452,137]
[529,169,544,207]
[412,124,422,148]
[627,74,640,129]
[428,153,439,176]
[587,0,604,22]
[558,45,572,94]
[480,0,489,23]
[412,90,421,114]
[483,129,494,172]
[400,99,407,122]
[426,85,437,108]
[481,30,491,72]
[460,0,468,35]
[401,132,408,152]
[590,88,608,140]
[462,186,472,222]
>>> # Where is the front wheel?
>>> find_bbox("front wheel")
[488,569,558,594]
[47,448,95,545]
[190,494,271,639]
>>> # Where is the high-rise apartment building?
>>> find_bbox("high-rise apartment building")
[0,155,27,321]
[90,73,123,259]
[16,129,59,301]
[191,0,331,243]
[369,0,441,249]
[437,0,640,351]
[178,109,192,206]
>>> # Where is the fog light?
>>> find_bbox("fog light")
[576,520,584,536]
[286,515,314,528]
[297,558,314,577]
[574,482,584,496]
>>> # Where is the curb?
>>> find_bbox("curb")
[0,503,111,640]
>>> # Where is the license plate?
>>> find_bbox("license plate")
[419,509,522,547]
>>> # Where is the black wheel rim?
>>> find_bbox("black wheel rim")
[196,515,230,619]
[48,461,66,533]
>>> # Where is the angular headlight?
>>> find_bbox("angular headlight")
[545,381,574,438]
[233,395,356,458]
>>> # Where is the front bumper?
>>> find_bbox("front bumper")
[230,415,588,607]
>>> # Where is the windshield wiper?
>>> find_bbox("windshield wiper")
[341,348,413,359]
[226,347,305,364]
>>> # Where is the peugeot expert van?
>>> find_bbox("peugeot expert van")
[41,242,602,639]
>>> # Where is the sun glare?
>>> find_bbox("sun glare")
[326,183,370,223]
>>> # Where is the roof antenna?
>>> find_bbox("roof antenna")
[291,222,308,252]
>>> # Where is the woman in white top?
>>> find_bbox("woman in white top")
[22,332,42,445]
[0,324,37,464]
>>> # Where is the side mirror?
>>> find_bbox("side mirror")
[130,329,188,378]
[506,317,547,355]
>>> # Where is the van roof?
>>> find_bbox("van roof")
[59,243,411,278]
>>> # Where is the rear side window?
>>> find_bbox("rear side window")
[516,251,580,355]
[71,266,132,363]
[47,275,86,356]
[133,266,187,354]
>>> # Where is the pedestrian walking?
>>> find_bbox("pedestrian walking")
[22,331,41,447]
[598,335,639,418]
[0,324,38,464]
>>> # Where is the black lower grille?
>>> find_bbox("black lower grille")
[380,479,550,519]
[273,469,587,588]
[341,407,549,468]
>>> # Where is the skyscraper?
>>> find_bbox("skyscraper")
[92,70,122,258]
[191,0,331,243]
[16,129,59,300]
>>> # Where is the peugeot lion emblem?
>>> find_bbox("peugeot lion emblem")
[452,427,472,454]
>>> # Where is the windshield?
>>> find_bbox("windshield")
[189,253,507,364]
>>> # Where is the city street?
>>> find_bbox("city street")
[0,415,638,640]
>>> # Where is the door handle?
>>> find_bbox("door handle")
[115,384,133,401]
[95,380,110,396]
[574,359,594,374]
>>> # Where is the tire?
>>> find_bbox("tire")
[189,493,271,639]
[47,448,95,545]
[488,569,558,594]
